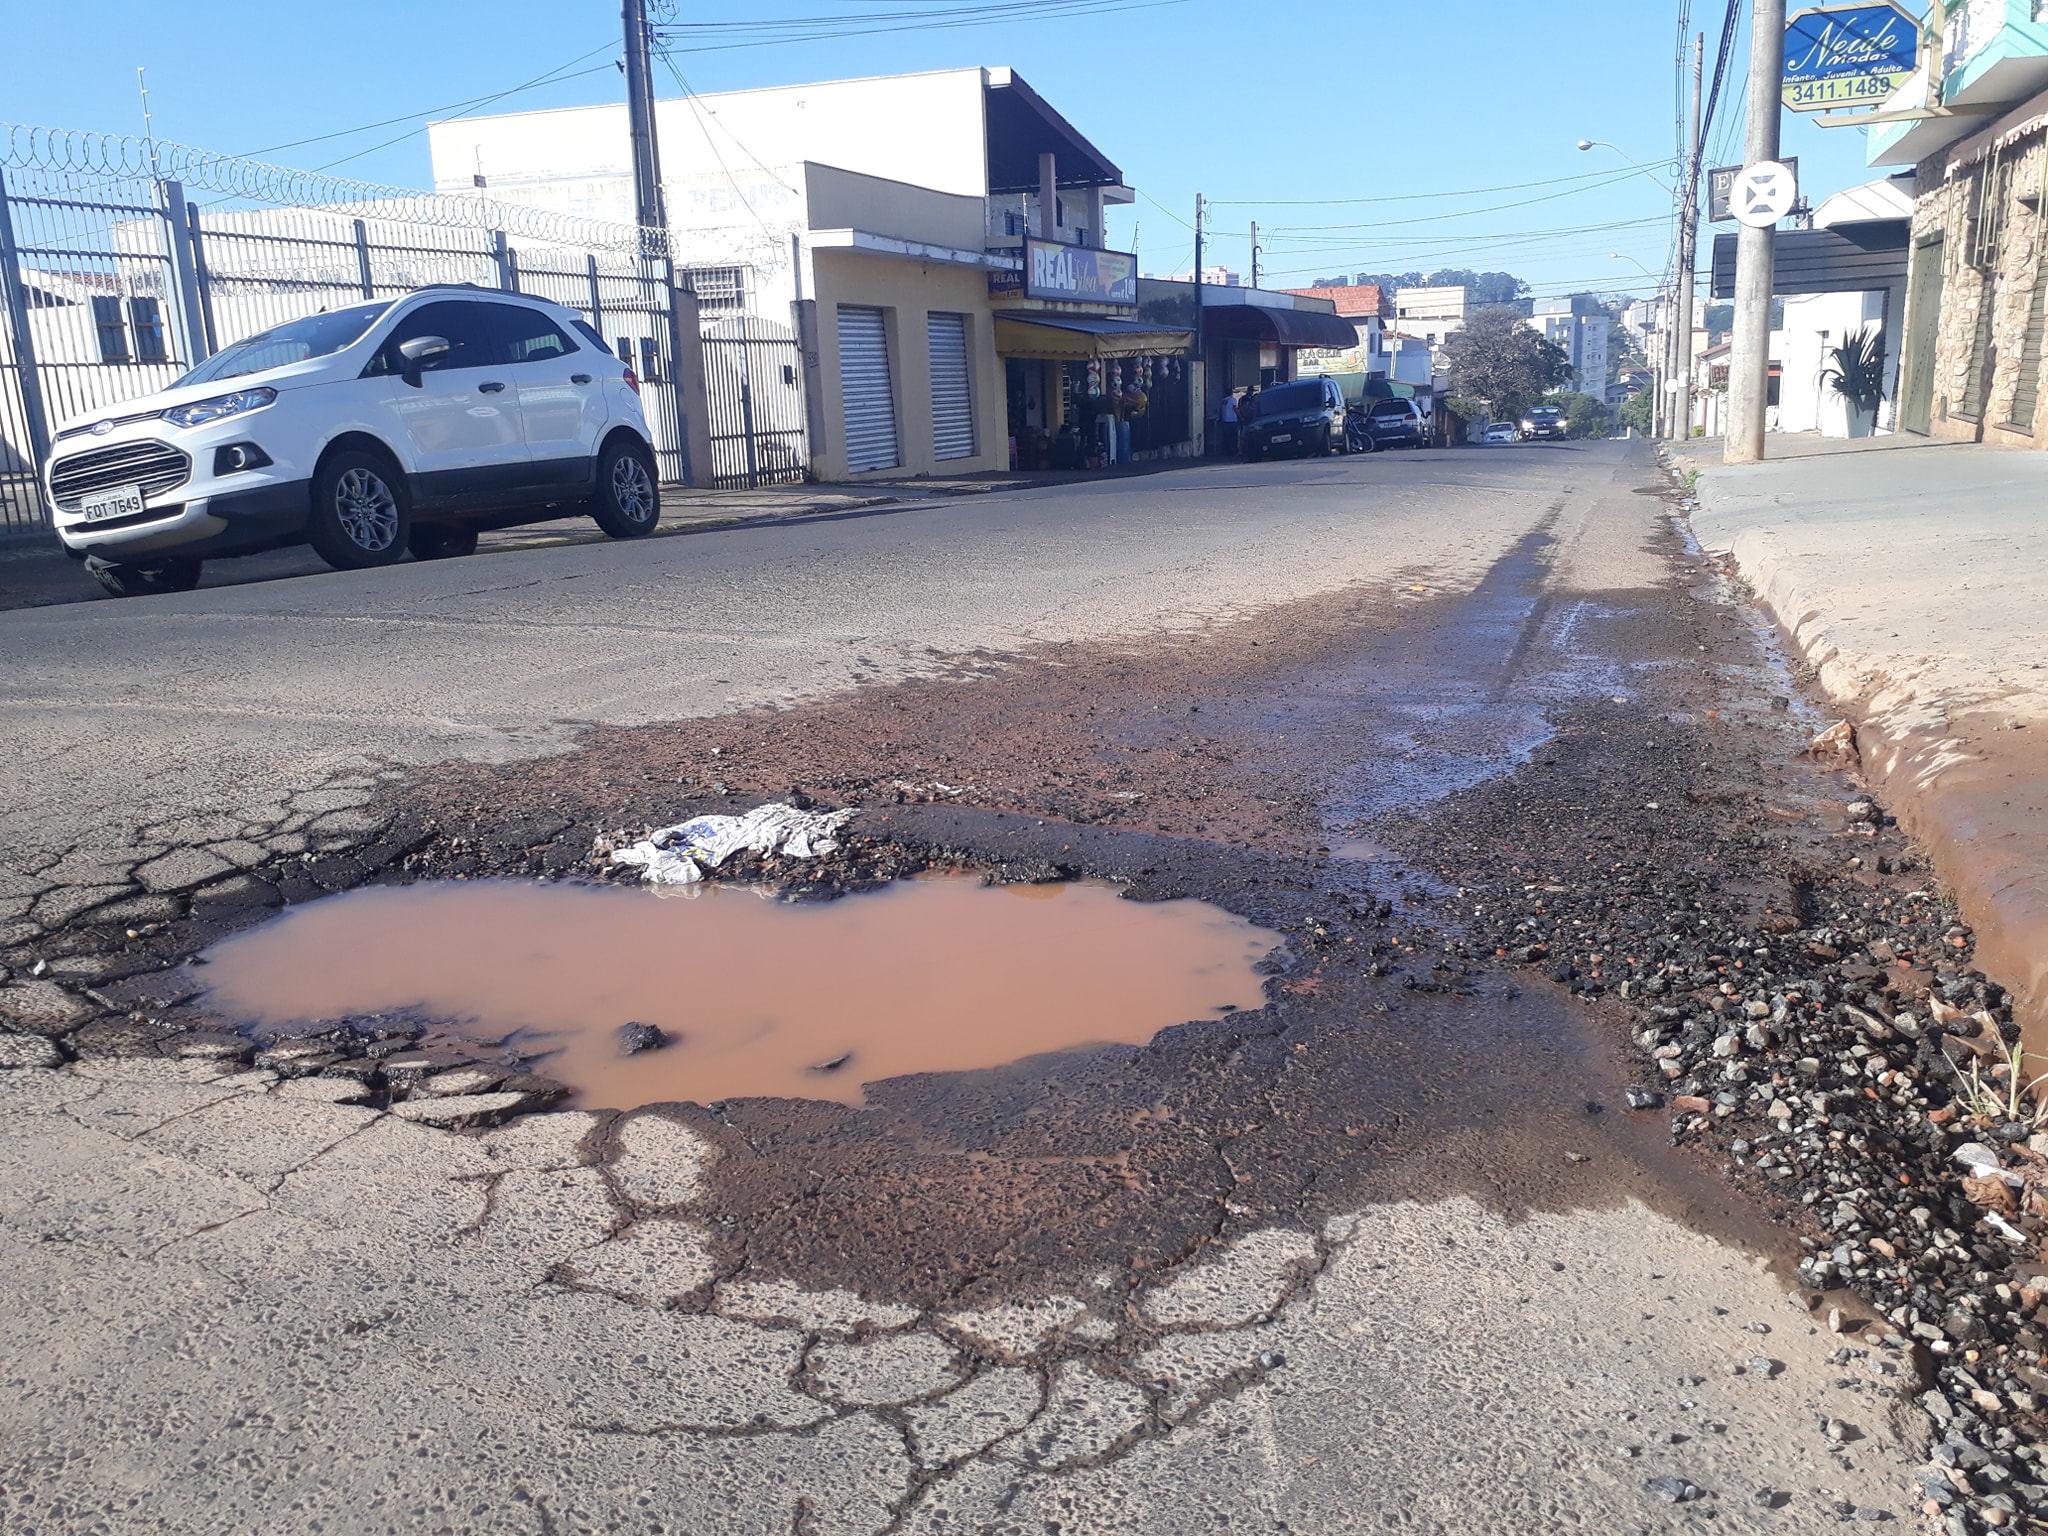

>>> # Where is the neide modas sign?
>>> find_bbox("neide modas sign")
[1781,2,1920,112]
[992,238,1138,306]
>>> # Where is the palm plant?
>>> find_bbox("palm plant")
[1819,325,1887,414]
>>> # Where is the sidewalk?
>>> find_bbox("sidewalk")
[1683,432,2048,1039]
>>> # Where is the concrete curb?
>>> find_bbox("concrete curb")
[1678,444,2048,1050]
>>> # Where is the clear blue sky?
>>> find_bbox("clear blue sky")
[1,0,1891,301]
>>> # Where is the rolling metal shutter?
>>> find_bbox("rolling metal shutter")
[837,306,899,473]
[927,312,976,461]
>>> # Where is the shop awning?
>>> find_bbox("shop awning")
[1200,303,1359,350]
[995,313,1193,360]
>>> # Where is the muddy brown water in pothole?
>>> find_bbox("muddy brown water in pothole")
[200,874,1277,1107]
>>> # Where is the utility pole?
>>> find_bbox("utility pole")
[1648,288,1669,439]
[1194,194,1207,451]
[1726,0,1786,464]
[622,0,667,239]
[1249,220,1260,290]
[1672,32,1704,441]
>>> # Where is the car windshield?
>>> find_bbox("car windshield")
[175,301,393,386]
[1528,407,1561,420]
[1255,382,1323,415]
[1369,401,1410,418]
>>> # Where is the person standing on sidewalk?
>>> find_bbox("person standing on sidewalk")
[1218,387,1239,455]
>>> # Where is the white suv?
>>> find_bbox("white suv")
[42,286,661,597]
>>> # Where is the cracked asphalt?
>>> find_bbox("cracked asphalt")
[0,443,1935,1532]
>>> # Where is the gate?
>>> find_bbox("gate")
[0,162,195,530]
[0,127,808,527]
[699,313,807,487]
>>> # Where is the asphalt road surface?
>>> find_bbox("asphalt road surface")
[0,442,1928,1534]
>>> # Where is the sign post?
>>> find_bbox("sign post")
[1781,3,1921,113]
[1727,0,1788,466]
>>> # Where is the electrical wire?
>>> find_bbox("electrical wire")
[1251,171,1663,234]
[1260,214,1670,248]
[242,45,619,160]
[1206,165,1664,209]
[1135,188,1197,231]
[654,0,1191,56]
[654,52,786,240]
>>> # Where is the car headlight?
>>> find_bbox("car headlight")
[1520,420,1534,429]
[162,386,277,429]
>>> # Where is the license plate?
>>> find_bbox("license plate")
[1270,433,1293,443]
[80,483,145,523]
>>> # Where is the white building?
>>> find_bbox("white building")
[425,68,1201,479]
[1529,296,1610,398]
[1390,285,1468,347]
[1771,179,1912,436]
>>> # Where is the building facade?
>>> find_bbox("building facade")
[428,68,1190,479]
[1861,3,2048,446]
[1390,285,1468,348]
[1529,295,1611,398]
[1278,284,1391,376]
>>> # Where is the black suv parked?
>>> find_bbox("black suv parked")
[1240,377,1346,460]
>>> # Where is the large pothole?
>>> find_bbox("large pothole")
[198,872,1278,1109]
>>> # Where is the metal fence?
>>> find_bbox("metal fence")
[701,314,807,487]
[0,127,810,530]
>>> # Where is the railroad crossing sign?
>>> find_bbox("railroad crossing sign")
[1730,162,1799,229]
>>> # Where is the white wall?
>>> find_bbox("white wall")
[1775,291,1889,434]
[429,69,993,217]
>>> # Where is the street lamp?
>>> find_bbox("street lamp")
[1576,140,1676,195]
[1609,253,1659,280]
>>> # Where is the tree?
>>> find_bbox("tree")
[1620,386,1655,436]
[1353,268,1529,308]
[1552,391,1613,439]
[1437,305,1572,421]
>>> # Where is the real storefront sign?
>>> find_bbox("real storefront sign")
[988,238,1138,306]
[1781,2,1921,112]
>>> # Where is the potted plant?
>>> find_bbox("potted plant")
[1819,325,1886,438]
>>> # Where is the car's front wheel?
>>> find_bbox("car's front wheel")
[309,450,409,570]
[589,437,660,539]
[86,555,201,599]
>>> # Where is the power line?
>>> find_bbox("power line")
[243,47,617,159]
[1135,188,1196,232]
[1244,171,1657,233]
[654,0,1191,55]
[1698,0,1743,160]
[1207,165,1660,209]
[1259,215,1671,250]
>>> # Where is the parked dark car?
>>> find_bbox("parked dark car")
[1240,377,1346,460]
[1359,397,1429,450]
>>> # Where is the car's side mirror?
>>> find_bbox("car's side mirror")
[397,335,450,388]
